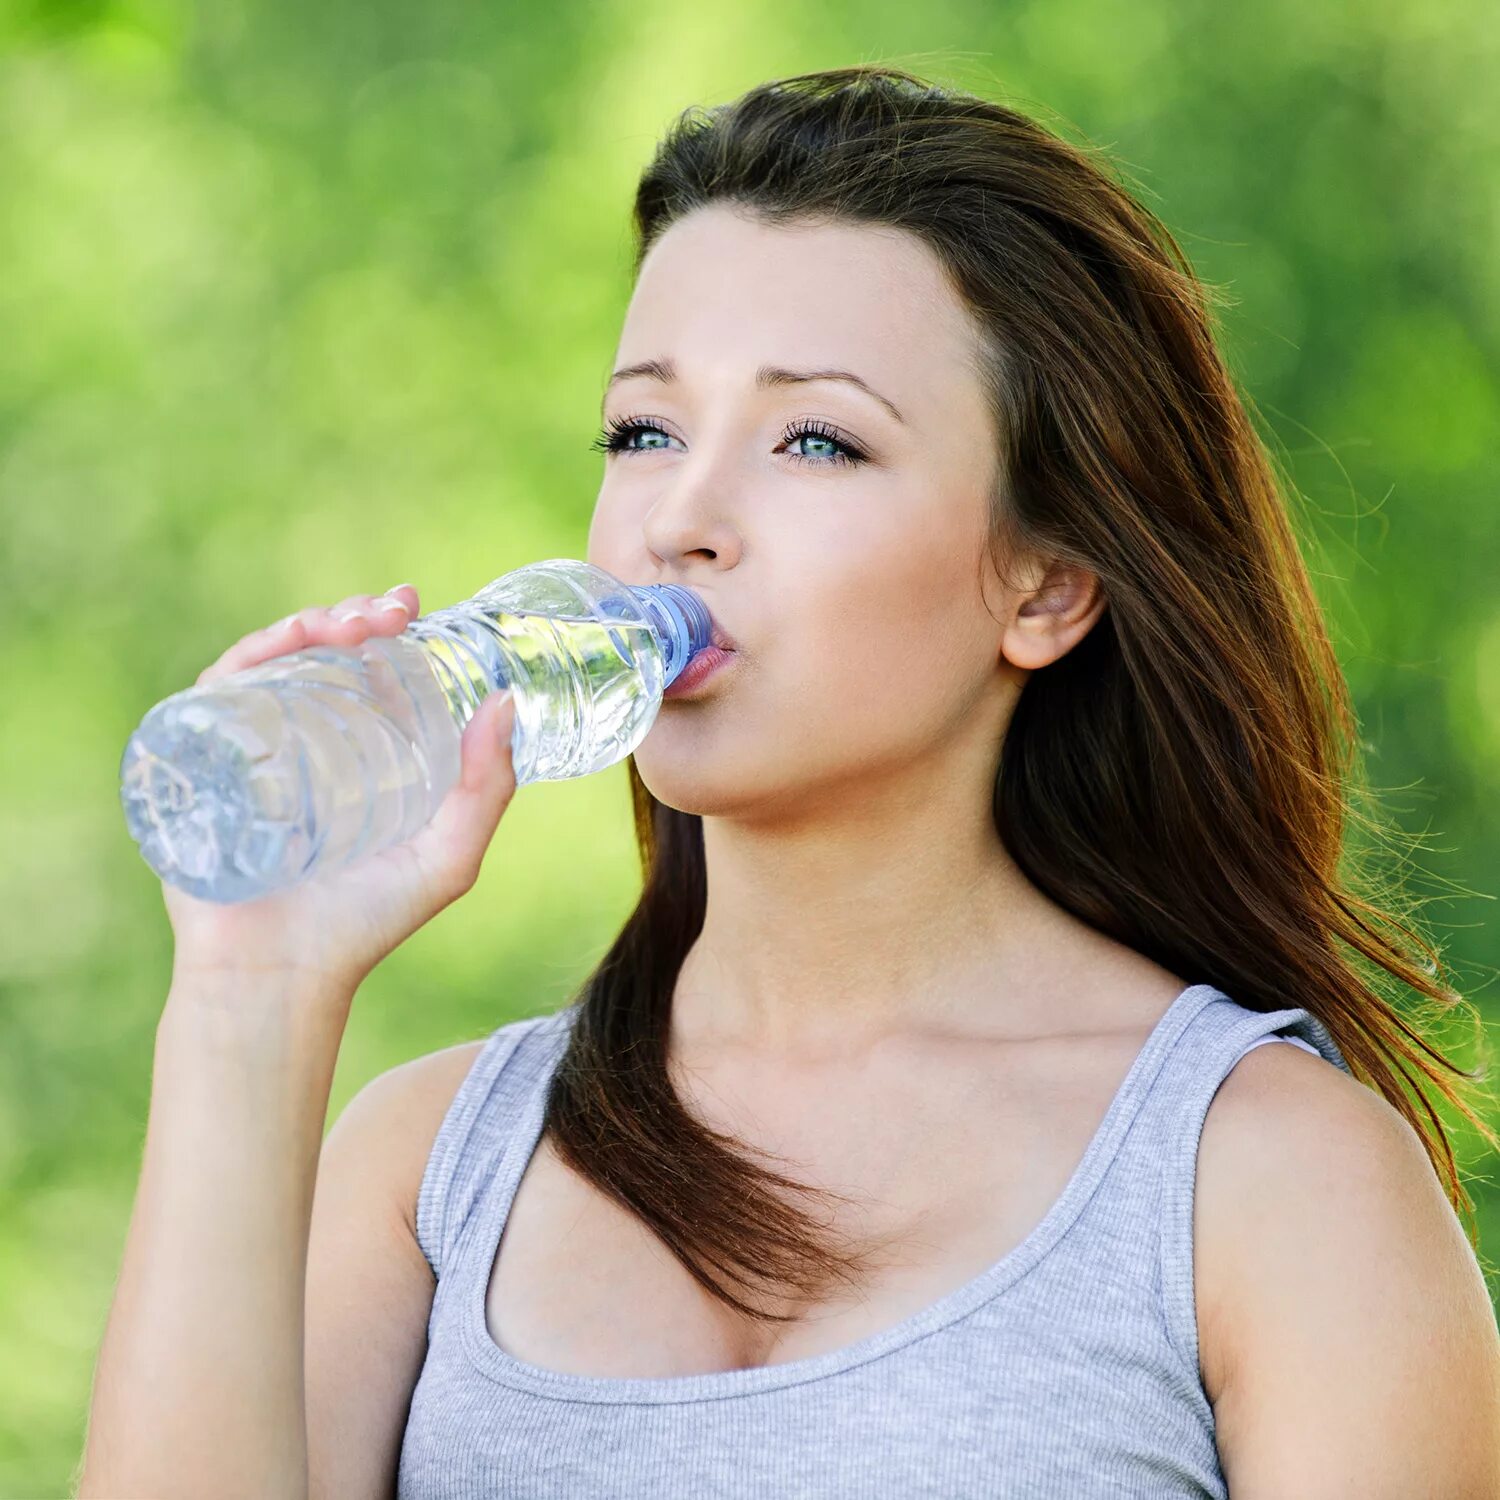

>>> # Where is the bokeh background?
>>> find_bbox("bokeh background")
[3,2,1498,1492]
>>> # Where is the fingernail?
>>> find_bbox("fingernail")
[384,583,415,596]
[332,608,363,623]
[375,598,411,615]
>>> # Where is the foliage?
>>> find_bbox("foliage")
[1,4,1495,1492]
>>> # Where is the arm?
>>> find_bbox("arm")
[304,1040,485,1499]
[77,584,521,1498]
[1195,1043,1500,1498]
[77,972,355,1500]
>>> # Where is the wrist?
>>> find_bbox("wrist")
[161,966,357,1055]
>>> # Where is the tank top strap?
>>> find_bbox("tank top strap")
[1141,986,1354,1383]
[415,1006,574,1281]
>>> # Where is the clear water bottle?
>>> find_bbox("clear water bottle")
[119,558,713,904]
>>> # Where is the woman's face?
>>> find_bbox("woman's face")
[587,204,1020,821]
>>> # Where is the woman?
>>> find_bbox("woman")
[80,66,1499,1498]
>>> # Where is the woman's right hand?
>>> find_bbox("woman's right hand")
[160,583,521,995]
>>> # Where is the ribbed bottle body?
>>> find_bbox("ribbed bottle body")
[119,560,711,902]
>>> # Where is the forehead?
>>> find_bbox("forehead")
[618,206,988,420]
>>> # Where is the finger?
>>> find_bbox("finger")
[195,604,345,688]
[197,605,354,686]
[196,591,416,688]
[329,593,412,630]
[410,690,518,889]
[381,583,420,616]
[196,611,308,686]
[331,588,416,621]
[458,688,518,800]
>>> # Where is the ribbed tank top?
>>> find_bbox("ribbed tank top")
[398,981,1350,1499]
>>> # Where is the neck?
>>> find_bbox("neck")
[669,783,1082,1062]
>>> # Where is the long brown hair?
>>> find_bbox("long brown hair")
[539,64,1497,1327]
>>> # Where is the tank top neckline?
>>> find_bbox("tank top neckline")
[456,980,1224,1405]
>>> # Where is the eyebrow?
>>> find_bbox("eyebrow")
[603,358,905,425]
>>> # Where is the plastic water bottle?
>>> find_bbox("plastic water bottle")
[119,558,713,904]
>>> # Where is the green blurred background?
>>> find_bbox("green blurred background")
[2,1,1497,1492]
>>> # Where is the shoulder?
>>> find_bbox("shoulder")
[325,1037,489,1239]
[304,1037,489,1497]
[1193,1037,1500,1496]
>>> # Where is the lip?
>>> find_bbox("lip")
[663,645,738,699]
[644,582,738,652]
[680,592,738,652]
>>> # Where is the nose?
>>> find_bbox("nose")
[640,467,744,582]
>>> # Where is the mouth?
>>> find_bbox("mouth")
[644,581,740,655]
[663,644,738,699]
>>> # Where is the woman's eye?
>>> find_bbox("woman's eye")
[783,426,862,465]
[589,417,867,468]
[592,421,672,455]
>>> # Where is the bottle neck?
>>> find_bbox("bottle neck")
[630,584,713,684]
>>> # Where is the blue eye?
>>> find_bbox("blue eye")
[589,415,868,468]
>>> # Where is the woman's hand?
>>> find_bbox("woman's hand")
[161,583,520,995]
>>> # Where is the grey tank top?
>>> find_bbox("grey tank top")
[398,981,1350,1499]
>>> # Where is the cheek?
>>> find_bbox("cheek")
[584,506,615,571]
[774,534,985,732]
[811,516,981,674]
[584,502,647,583]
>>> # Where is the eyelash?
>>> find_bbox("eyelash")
[589,414,868,468]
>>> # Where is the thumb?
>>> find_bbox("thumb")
[461,688,519,801]
[417,690,519,876]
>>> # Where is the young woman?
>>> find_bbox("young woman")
[80,66,1499,1499]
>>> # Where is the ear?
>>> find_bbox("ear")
[1000,557,1108,672]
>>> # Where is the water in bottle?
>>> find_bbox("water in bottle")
[119,559,715,904]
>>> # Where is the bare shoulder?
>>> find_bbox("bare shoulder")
[304,1038,488,1499]
[326,1037,489,1238]
[1194,1038,1500,1497]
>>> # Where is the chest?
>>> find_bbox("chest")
[480,1036,1182,1379]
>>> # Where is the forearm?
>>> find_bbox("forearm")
[78,972,355,1500]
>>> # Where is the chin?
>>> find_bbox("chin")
[634,737,846,826]
[632,754,750,818]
